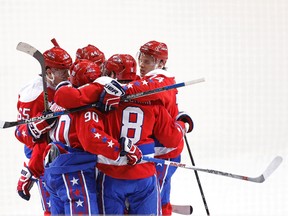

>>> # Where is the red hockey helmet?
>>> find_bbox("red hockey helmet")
[104,54,137,81]
[69,59,101,87]
[43,47,72,69]
[76,44,105,67]
[139,40,168,64]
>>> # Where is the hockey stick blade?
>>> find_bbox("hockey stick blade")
[143,156,283,183]
[256,155,283,183]
[17,42,49,111]
[16,42,45,69]
[172,204,193,215]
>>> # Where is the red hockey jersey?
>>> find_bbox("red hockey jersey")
[124,69,182,158]
[15,76,55,177]
[49,106,120,160]
[96,101,186,180]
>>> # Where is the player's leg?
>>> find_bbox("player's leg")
[128,174,161,215]
[43,173,64,214]
[96,172,126,214]
[37,176,51,214]
[61,169,98,215]
[156,155,181,216]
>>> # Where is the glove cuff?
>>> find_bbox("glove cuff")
[27,123,42,140]
[21,163,32,179]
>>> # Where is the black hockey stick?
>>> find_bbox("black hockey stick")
[185,135,210,215]
[121,78,205,101]
[0,104,97,129]
[0,78,205,129]
[143,155,283,183]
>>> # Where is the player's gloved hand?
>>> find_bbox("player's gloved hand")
[176,111,194,133]
[17,163,36,201]
[119,137,142,166]
[49,102,65,112]
[27,110,57,140]
[97,80,125,112]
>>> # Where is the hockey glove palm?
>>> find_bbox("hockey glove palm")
[119,137,142,166]
[176,111,194,133]
[27,110,57,140]
[17,163,36,201]
[97,80,125,112]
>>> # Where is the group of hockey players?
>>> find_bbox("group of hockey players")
[15,39,194,215]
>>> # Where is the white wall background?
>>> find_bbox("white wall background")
[0,0,287,215]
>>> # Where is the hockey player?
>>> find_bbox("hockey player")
[95,54,193,215]
[43,59,134,215]
[124,40,193,215]
[15,39,72,215]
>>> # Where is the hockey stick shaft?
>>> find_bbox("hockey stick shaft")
[16,42,51,142]
[121,78,205,101]
[142,155,282,183]
[184,135,210,215]
[0,104,98,128]
[0,78,205,129]
[16,42,49,111]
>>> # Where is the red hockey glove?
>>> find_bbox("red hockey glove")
[97,80,125,112]
[176,111,194,133]
[17,163,36,201]
[119,137,142,166]
[27,110,57,140]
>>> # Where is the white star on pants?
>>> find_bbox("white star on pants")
[70,177,79,185]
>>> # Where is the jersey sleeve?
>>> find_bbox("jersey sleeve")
[15,125,37,149]
[15,95,46,148]
[126,74,175,95]
[74,109,120,160]
[125,74,179,118]
[153,105,185,148]
[54,82,104,109]
[27,142,48,178]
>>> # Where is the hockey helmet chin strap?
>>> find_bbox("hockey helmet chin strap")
[46,73,56,87]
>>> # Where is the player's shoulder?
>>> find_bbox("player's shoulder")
[18,76,44,102]
[145,68,175,78]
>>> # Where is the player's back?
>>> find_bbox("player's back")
[106,101,158,146]
[97,101,185,179]
[49,107,120,160]
[97,101,157,179]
